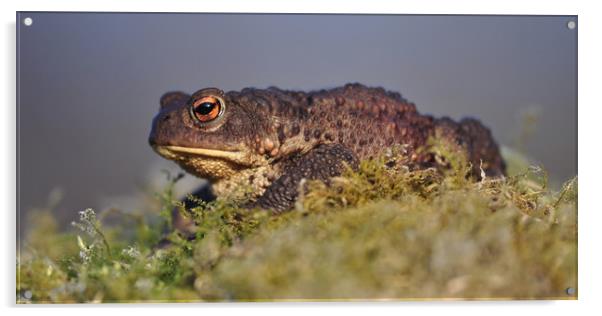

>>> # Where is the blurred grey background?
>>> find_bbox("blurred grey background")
[17,13,577,228]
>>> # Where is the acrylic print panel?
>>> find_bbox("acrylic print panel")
[16,12,577,302]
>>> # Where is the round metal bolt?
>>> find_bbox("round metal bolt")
[567,21,576,30]
[566,287,575,295]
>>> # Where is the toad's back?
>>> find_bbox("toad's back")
[249,84,505,177]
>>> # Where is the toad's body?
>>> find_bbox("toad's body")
[149,83,505,213]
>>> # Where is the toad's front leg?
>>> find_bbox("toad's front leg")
[253,143,359,213]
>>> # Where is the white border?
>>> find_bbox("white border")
[2,0,599,315]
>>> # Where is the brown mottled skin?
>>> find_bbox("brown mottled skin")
[149,83,505,220]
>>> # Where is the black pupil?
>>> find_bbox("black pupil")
[195,102,216,115]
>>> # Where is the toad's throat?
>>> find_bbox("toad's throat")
[153,145,267,169]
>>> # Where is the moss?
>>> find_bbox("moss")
[17,143,577,302]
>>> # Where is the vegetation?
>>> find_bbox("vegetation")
[17,141,577,302]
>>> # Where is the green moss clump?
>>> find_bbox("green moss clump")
[17,143,577,302]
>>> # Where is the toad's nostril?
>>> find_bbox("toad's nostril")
[148,135,157,146]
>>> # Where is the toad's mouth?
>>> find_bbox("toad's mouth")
[153,145,266,167]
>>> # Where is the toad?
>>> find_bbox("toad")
[149,83,505,216]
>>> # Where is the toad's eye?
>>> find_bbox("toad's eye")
[190,96,224,123]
